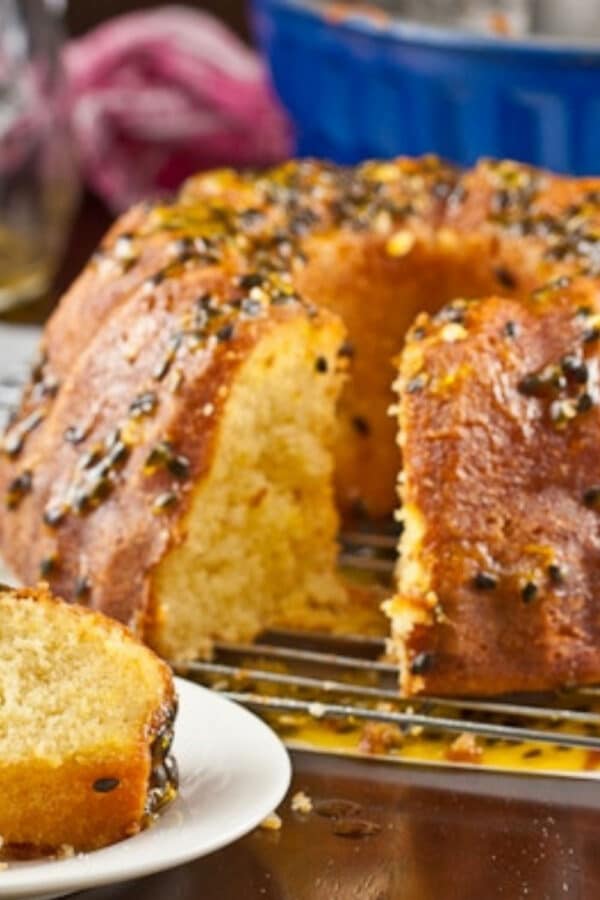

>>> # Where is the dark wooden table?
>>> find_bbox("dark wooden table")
[66,751,600,900]
[6,196,600,900]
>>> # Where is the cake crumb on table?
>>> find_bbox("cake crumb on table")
[446,732,483,764]
[358,722,404,754]
[259,812,282,831]
[291,790,313,814]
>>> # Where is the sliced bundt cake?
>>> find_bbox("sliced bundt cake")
[0,583,176,852]
[4,156,600,694]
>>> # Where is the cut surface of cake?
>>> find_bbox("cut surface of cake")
[0,584,177,852]
[388,289,600,696]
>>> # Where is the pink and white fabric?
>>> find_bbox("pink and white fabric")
[64,6,293,211]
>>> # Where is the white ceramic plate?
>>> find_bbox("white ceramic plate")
[0,677,291,900]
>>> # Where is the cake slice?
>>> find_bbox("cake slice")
[0,584,177,853]
[387,287,600,696]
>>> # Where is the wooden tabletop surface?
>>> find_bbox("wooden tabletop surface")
[67,750,600,900]
[5,194,600,900]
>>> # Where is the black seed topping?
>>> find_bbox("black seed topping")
[521,582,538,604]
[153,356,172,382]
[473,572,497,591]
[518,374,544,397]
[289,208,319,236]
[6,471,33,509]
[145,271,165,288]
[337,340,355,358]
[216,323,235,342]
[167,454,191,480]
[74,576,91,600]
[410,652,434,676]
[503,321,518,338]
[90,476,113,503]
[64,425,87,445]
[40,556,57,577]
[351,416,370,436]
[436,305,464,324]
[93,777,120,793]
[129,392,158,418]
[3,409,45,457]
[30,351,48,383]
[80,447,102,470]
[583,327,600,344]
[170,236,195,261]
[315,356,328,373]
[412,327,426,341]
[196,293,219,316]
[153,334,182,382]
[533,275,571,297]
[583,486,600,509]
[240,297,263,318]
[551,275,571,290]
[561,355,588,383]
[576,392,594,413]
[193,306,209,331]
[145,442,172,472]
[238,273,263,290]
[107,441,130,467]
[38,375,59,399]
[104,428,121,451]
[240,208,265,229]
[494,266,517,290]
[43,505,66,527]
[406,374,426,394]
[492,188,511,214]
[153,491,178,513]
[547,564,563,585]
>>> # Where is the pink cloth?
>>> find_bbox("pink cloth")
[65,6,293,211]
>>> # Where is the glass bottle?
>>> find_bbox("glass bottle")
[0,0,79,310]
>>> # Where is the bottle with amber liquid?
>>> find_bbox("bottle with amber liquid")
[0,0,78,310]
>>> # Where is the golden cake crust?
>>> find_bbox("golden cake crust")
[392,288,600,696]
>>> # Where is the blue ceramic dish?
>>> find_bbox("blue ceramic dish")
[251,0,600,174]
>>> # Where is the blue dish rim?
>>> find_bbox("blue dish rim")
[259,0,600,60]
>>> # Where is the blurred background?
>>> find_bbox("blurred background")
[3,0,600,317]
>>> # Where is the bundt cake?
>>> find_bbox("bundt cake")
[0,583,177,852]
[3,155,600,695]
